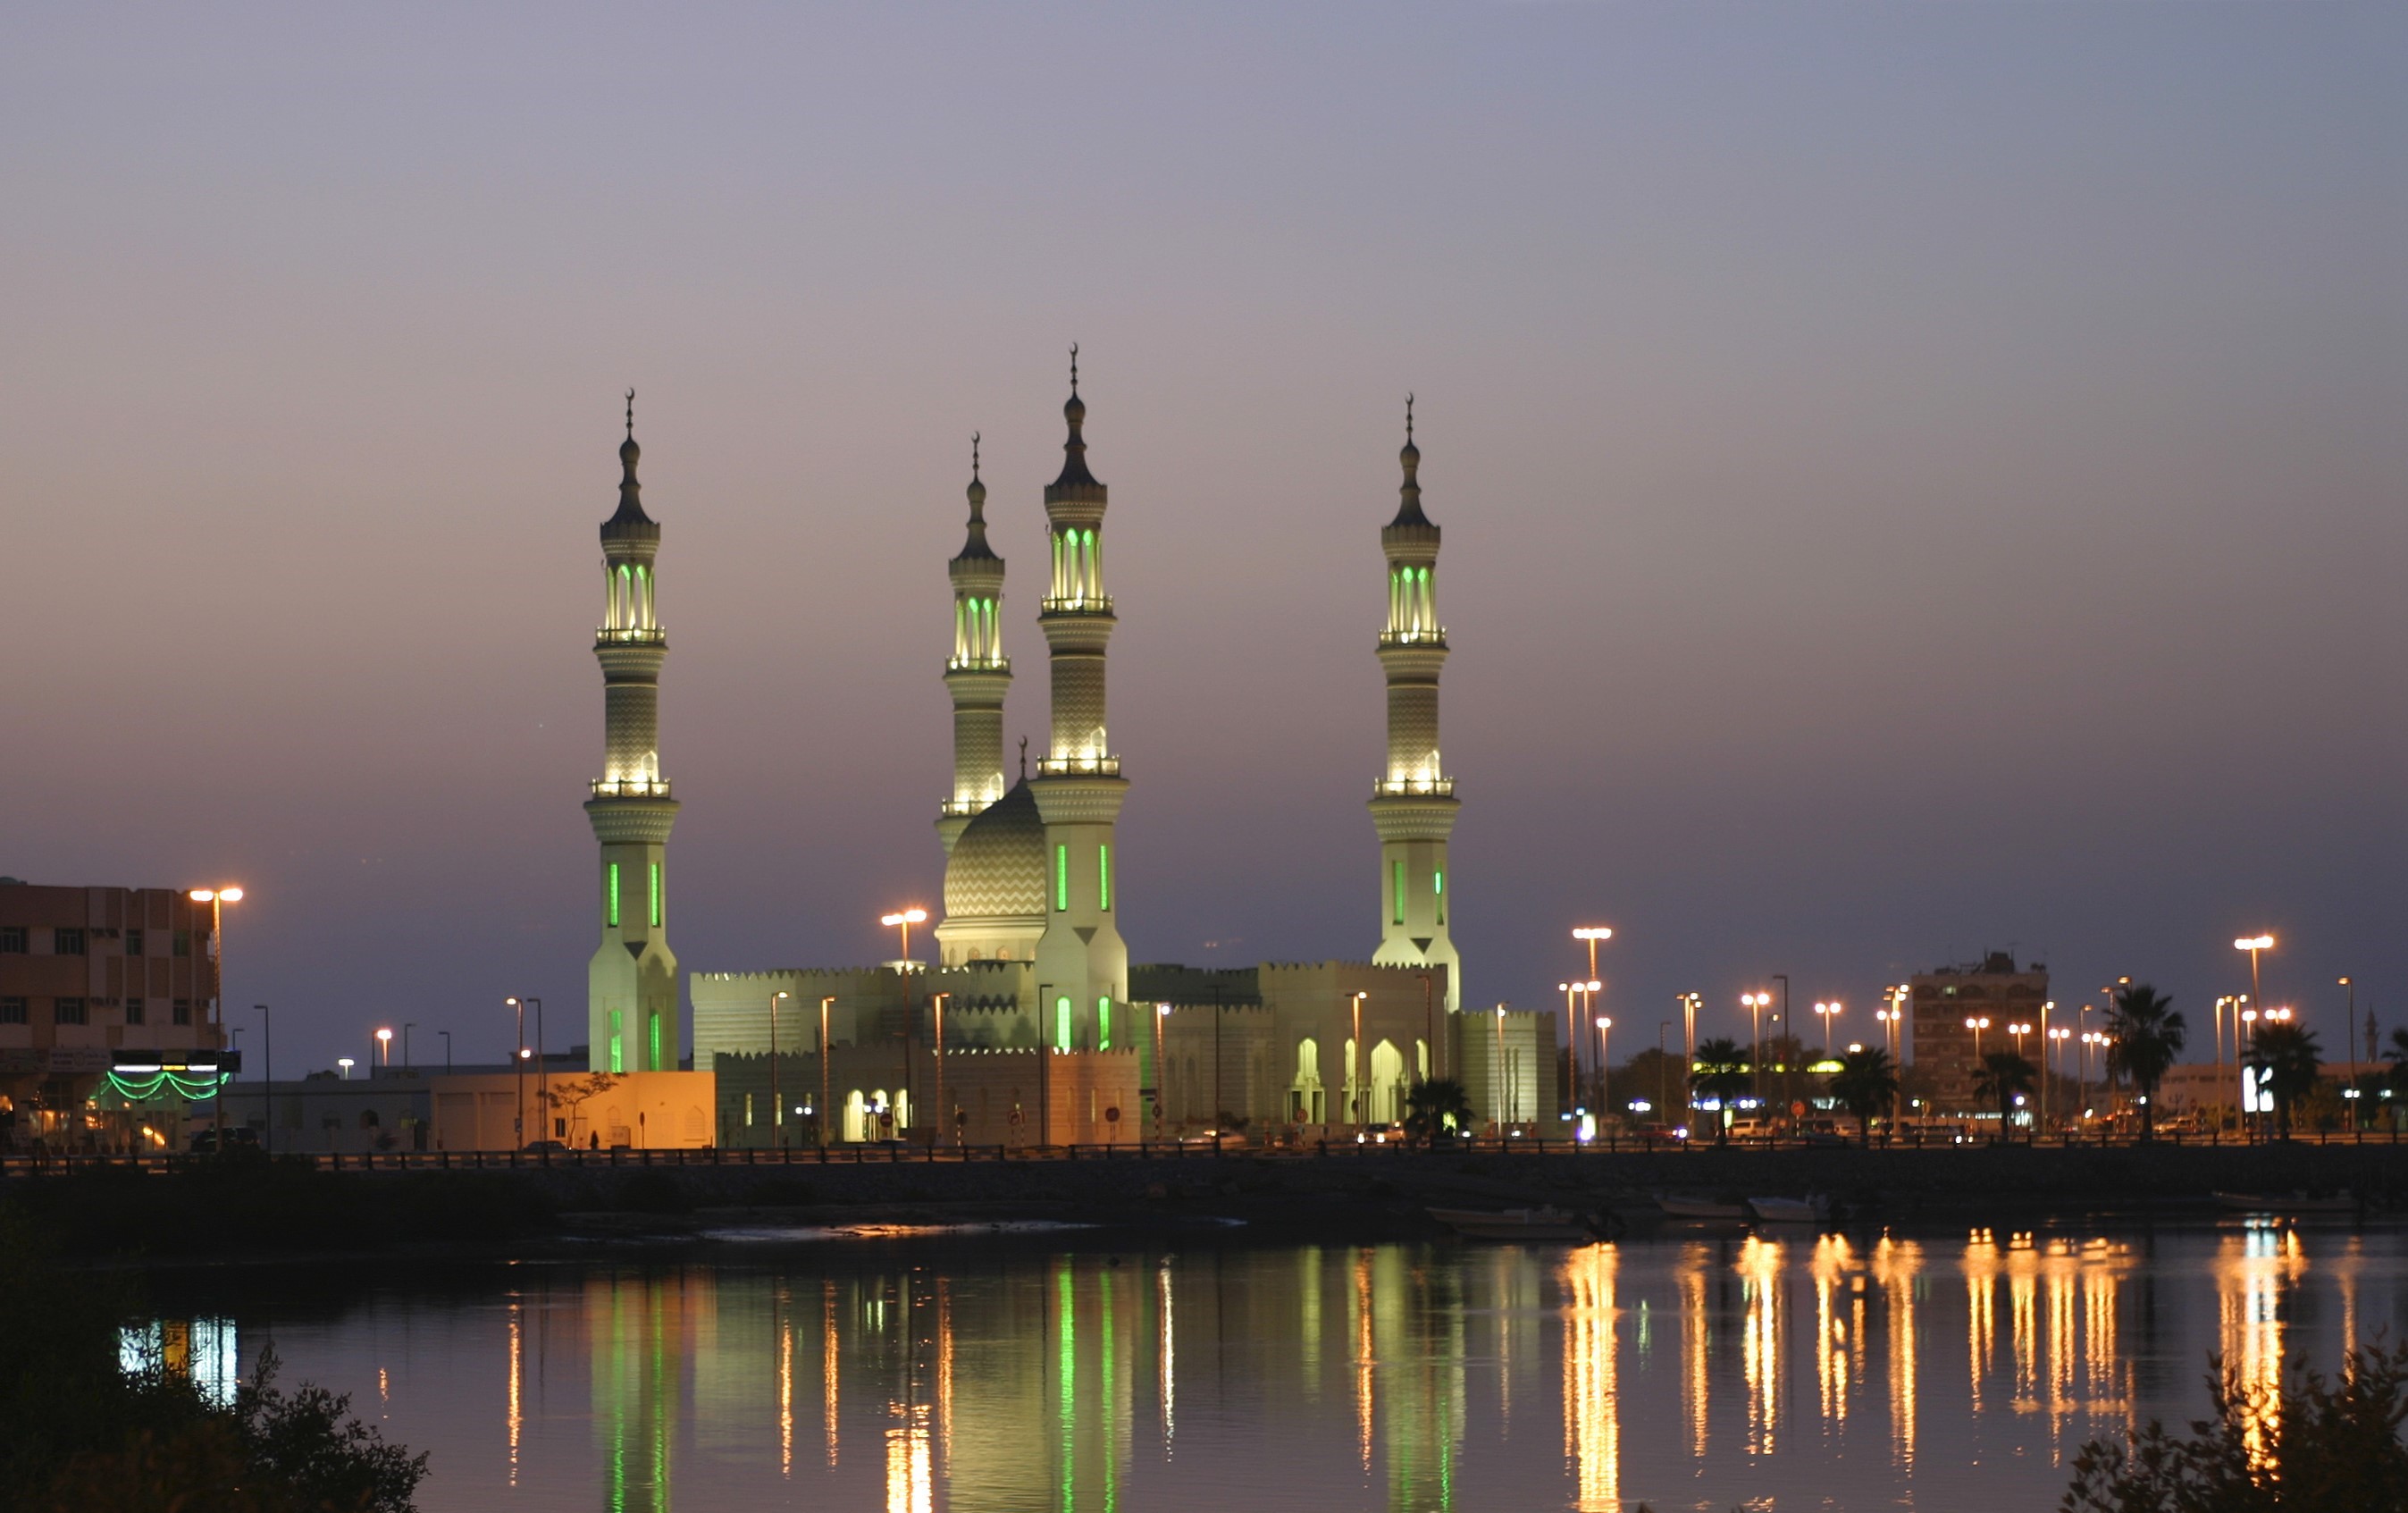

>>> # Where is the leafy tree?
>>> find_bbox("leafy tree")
[2106,982,2186,1142]
[1826,1047,1900,1146]
[1400,1079,1473,1148]
[1688,1038,1752,1143]
[543,1072,620,1147]
[1973,1051,2038,1137]
[2245,1024,2324,1141]
[2062,1341,2408,1511]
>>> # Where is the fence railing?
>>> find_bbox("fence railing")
[0,1122,2399,1177]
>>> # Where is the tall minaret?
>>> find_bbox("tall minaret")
[1028,348,1130,1052]
[1369,397,1462,1017]
[584,392,682,1075]
[937,434,1011,854]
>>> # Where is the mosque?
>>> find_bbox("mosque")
[588,360,1557,1147]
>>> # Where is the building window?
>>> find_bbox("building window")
[1054,845,1069,912]
[1392,861,1405,927]
[0,927,26,954]
[1054,996,1071,1053]
[124,928,145,958]
[54,929,86,956]
[608,863,621,929]
[1098,845,1112,912]
[648,1011,662,1072]
[55,997,88,1026]
[125,997,146,1026]
[1434,868,1445,926]
[0,998,24,1025]
[649,863,661,929]
[609,1010,624,1073]
[1097,996,1112,1050]
[172,998,192,1026]
[172,929,190,957]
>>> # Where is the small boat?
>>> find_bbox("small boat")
[1427,1206,1598,1241]
[2213,1190,2358,1215]
[1657,1195,1749,1221]
[1747,1195,1830,1225]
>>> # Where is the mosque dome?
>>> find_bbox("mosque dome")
[942,779,1046,920]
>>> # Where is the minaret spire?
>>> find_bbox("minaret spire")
[1369,395,1461,1020]
[937,429,1011,855]
[586,396,681,1075]
[1028,348,1129,1059]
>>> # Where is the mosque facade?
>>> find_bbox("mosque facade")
[604,361,1555,1144]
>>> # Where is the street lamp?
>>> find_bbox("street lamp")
[2046,1024,2071,1131]
[769,990,789,1149]
[1965,1017,1991,1075]
[1595,1016,1611,1119]
[1573,926,1613,980]
[1814,1000,1842,1053]
[2342,977,2358,1123]
[375,1027,393,1068]
[507,997,527,1147]
[1351,991,1368,1136]
[337,1057,355,1081]
[932,992,952,1147]
[883,908,930,963]
[1741,992,1772,1103]
[1154,1003,1171,1138]
[1559,982,1581,1093]
[2008,1021,2032,1060]
[819,996,835,1147]
[188,887,244,1153]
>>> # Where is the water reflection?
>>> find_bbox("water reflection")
[187,1221,2405,1512]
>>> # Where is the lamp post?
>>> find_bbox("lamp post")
[1154,1002,1170,1138]
[338,1058,354,1081]
[932,992,952,1147]
[1742,992,1771,1105]
[819,996,835,1147]
[1965,1016,1990,1062]
[1559,982,1580,1098]
[2341,977,2357,1126]
[376,1027,393,1069]
[1680,992,1700,1120]
[2046,1025,2070,1131]
[400,1021,415,1071]
[2235,936,2274,1041]
[769,990,788,1149]
[1814,1000,1842,1055]
[439,1030,452,1072]
[1351,991,1368,1136]
[1494,1005,1507,1132]
[188,887,243,1154]
[1595,1017,1611,1122]
[882,910,927,1137]
[527,997,545,1120]
[1573,926,1613,981]
[507,996,526,1147]
[2007,1021,2032,1061]
[254,1004,272,1156]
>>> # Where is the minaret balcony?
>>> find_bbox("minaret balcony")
[944,654,1011,673]
[1039,594,1114,615]
[1372,775,1454,798]
[1038,753,1121,778]
[596,626,667,646]
[937,796,988,817]
[591,777,675,800]
[1378,628,1447,649]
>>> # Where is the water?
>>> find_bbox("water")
[146,1220,2407,1511]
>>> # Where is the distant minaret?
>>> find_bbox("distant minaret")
[1028,348,1130,1052]
[938,435,1011,855]
[584,392,682,1074]
[1370,397,1461,1016]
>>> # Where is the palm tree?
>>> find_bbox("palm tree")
[1689,1038,1752,1143]
[1972,1051,2038,1138]
[1401,1079,1474,1148]
[2246,1024,2324,1140]
[1826,1046,1900,1147]
[2104,982,2186,1142]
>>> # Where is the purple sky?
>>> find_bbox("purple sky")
[5,4,2401,1076]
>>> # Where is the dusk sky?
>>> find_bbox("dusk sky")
[6,4,2401,1075]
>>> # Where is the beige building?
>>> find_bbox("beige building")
[1910,952,2051,1112]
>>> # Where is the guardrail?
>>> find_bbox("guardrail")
[0,1123,2398,1176]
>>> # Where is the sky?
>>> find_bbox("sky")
[4,3,2402,1077]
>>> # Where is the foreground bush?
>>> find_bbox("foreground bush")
[2063,1341,2408,1511]
[0,1215,423,1512]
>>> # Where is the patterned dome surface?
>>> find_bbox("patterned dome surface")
[944,780,1046,920]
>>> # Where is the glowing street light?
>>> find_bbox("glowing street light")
[1742,991,1772,1100]
[1351,990,1369,1135]
[2008,1021,2033,1059]
[819,996,836,1147]
[1964,1015,1991,1063]
[337,1057,355,1080]
[882,908,930,963]
[188,886,244,1151]
[1595,1016,1612,1114]
[2235,935,2274,1048]
[1572,926,1613,981]
[769,990,790,1148]
[1813,1000,1842,1051]
[375,1026,394,1068]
